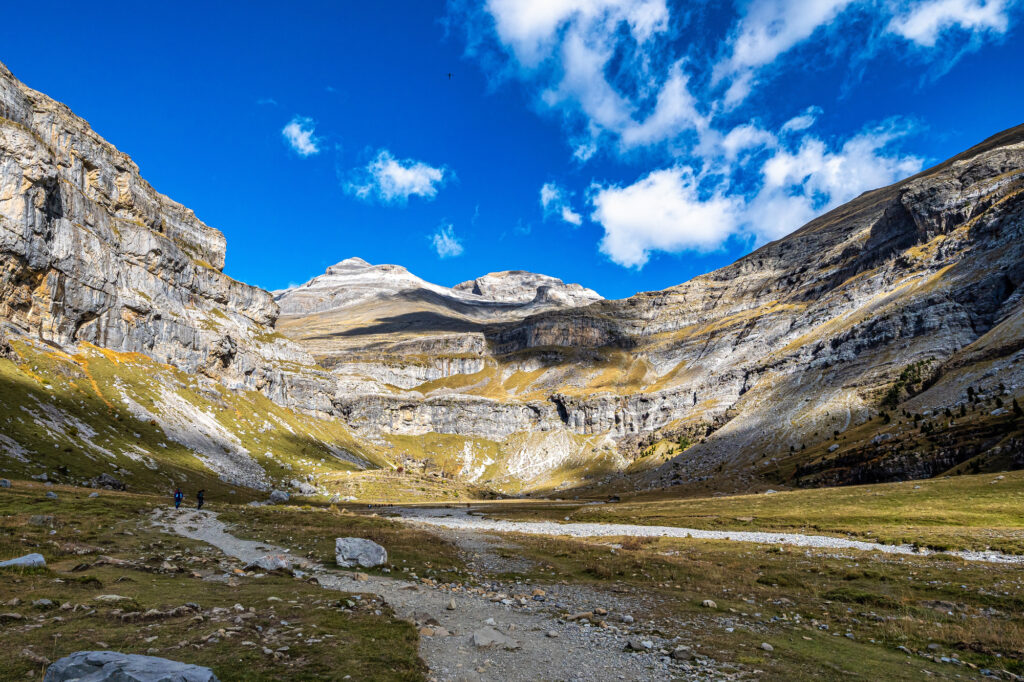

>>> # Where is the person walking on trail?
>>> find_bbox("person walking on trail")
[173,488,184,509]
[196,489,205,510]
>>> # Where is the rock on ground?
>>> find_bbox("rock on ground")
[471,626,520,650]
[246,554,294,571]
[0,553,46,568]
[43,651,217,681]
[268,490,289,504]
[335,537,387,568]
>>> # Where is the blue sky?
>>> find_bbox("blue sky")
[1,1,1021,299]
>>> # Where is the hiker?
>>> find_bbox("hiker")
[173,488,184,509]
[196,489,205,510]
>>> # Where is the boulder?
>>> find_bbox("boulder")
[0,479,10,488]
[46,491,58,499]
[0,553,46,569]
[472,626,520,649]
[245,554,293,571]
[335,537,387,568]
[671,646,695,661]
[268,490,289,504]
[90,473,126,491]
[289,479,317,495]
[43,651,218,681]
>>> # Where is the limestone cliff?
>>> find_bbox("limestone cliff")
[2,56,1022,495]
[0,61,339,417]
[279,125,1024,491]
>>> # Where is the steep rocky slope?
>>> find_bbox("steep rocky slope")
[0,61,346,416]
[274,257,602,390]
[0,61,394,494]
[1,57,1021,496]
[278,125,1024,492]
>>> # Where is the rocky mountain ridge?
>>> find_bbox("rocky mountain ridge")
[277,124,1024,491]
[1,58,1022,496]
[275,257,602,316]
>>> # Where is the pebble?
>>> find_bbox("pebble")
[761,642,774,652]
[701,600,717,608]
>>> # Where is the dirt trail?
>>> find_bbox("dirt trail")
[152,508,734,682]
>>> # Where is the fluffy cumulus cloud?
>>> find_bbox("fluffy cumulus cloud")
[450,0,1014,268]
[348,150,448,203]
[430,223,464,258]
[747,122,923,241]
[591,168,741,268]
[281,117,321,156]
[540,182,583,225]
[592,121,923,267]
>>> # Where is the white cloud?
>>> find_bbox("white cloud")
[282,117,321,157]
[540,182,583,225]
[590,168,742,268]
[715,0,856,108]
[743,122,923,242]
[348,150,448,203]
[456,0,1017,151]
[459,0,707,153]
[451,0,999,269]
[887,0,1011,46]
[720,123,777,161]
[431,224,464,258]
[780,106,822,134]
[590,121,923,266]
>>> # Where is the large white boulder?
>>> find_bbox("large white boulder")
[0,553,46,568]
[335,537,387,568]
[44,651,218,681]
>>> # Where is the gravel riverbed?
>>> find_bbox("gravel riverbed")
[389,507,1024,565]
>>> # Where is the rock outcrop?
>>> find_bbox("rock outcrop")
[0,60,337,416]
[280,124,1024,489]
[452,270,601,306]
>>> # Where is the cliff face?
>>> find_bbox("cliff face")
[278,124,1024,490]
[0,61,337,413]
[2,57,1021,494]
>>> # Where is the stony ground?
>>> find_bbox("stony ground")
[155,508,743,681]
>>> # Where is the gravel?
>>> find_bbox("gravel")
[389,507,1024,565]
[153,508,733,681]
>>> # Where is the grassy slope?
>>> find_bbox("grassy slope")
[0,338,388,498]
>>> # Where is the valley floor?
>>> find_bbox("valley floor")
[2,472,1023,680]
